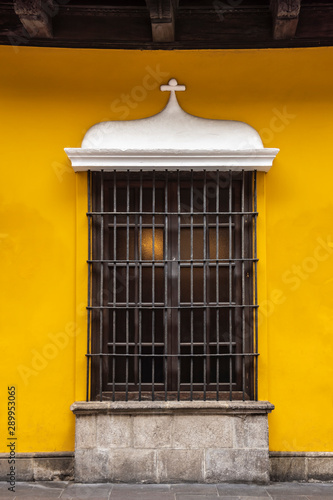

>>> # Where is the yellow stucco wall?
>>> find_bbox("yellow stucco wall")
[0,45,332,453]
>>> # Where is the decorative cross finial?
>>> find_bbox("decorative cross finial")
[160,78,186,92]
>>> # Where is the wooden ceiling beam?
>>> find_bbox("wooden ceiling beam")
[270,0,301,40]
[145,0,178,43]
[14,0,53,38]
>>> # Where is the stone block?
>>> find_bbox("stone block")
[0,457,34,481]
[158,449,204,482]
[75,449,111,483]
[133,415,172,449]
[232,415,269,449]
[96,414,132,448]
[110,449,157,482]
[307,457,333,481]
[172,414,232,449]
[270,456,307,482]
[33,457,74,481]
[75,414,97,450]
[205,448,270,483]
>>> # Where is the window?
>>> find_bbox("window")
[87,169,258,402]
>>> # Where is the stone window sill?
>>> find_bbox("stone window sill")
[71,400,274,416]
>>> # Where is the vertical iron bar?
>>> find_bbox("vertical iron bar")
[229,170,233,401]
[164,170,168,401]
[254,170,258,401]
[99,170,104,402]
[241,169,245,401]
[112,170,117,401]
[139,170,143,401]
[177,170,181,401]
[133,187,139,390]
[125,170,130,401]
[86,171,91,402]
[203,170,207,401]
[215,170,219,401]
[152,170,156,401]
[190,169,194,401]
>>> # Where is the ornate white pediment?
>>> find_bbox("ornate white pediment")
[65,79,279,171]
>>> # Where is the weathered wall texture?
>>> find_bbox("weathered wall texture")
[0,45,333,464]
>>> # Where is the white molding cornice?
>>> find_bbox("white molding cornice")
[65,78,279,172]
[65,148,279,172]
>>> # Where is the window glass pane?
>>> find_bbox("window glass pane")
[115,228,135,260]
[208,266,229,303]
[155,188,165,224]
[180,267,203,303]
[141,346,164,384]
[209,347,235,384]
[141,228,164,261]
[180,346,204,383]
[208,308,231,343]
[208,227,229,259]
[142,267,152,303]
[180,228,203,260]
[180,309,204,343]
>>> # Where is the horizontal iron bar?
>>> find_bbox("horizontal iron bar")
[105,386,238,389]
[107,342,165,347]
[89,304,259,309]
[107,263,237,268]
[105,385,238,389]
[86,353,259,357]
[106,341,237,347]
[87,211,258,216]
[107,223,235,228]
[88,258,258,263]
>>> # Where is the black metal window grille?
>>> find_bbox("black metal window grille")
[86,169,258,402]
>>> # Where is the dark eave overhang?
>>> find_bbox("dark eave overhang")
[1,0,333,50]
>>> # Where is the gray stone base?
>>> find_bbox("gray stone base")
[0,452,74,481]
[270,452,333,482]
[71,400,274,484]
[1,449,333,483]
